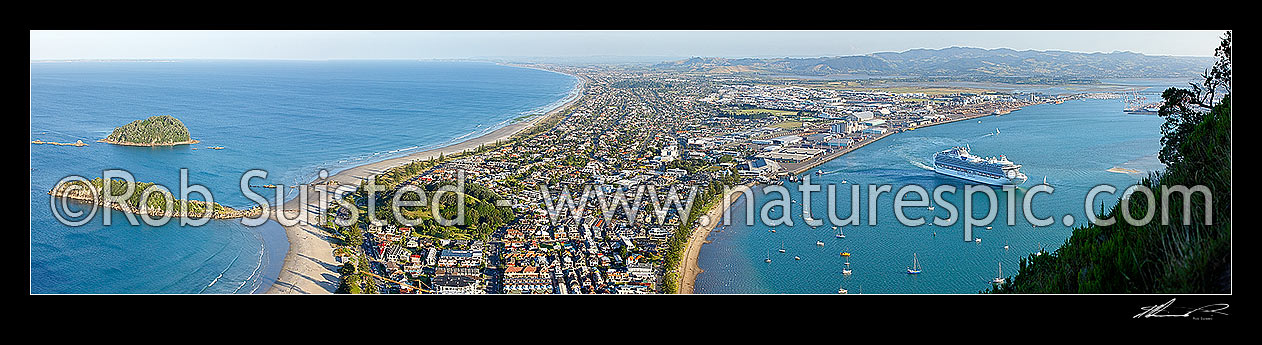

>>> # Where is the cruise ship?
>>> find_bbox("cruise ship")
[932,146,1028,186]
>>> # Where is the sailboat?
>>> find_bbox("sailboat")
[906,253,922,274]
[837,286,848,294]
[765,250,772,263]
[835,227,845,239]
[779,242,786,253]
[991,261,1006,284]
[816,240,825,246]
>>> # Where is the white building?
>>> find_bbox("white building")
[771,135,802,146]
[846,111,875,122]
[861,118,887,127]
[656,144,680,163]
[830,122,865,134]
[862,127,888,135]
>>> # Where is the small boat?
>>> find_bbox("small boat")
[838,287,848,294]
[769,229,776,233]
[842,268,852,275]
[765,250,772,263]
[779,242,786,253]
[986,226,992,230]
[816,240,825,246]
[906,253,922,274]
[841,180,848,184]
[794,256,801,261]
[840,252,851,257]
[975,237,982,243]
[927,205,935,211]
[1004,241,1010,250]
[991,261,1006,284]
[816,170,823,176]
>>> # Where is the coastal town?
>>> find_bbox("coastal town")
[317,64,1100,294]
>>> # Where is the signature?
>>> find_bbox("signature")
[1134,298,1229,319]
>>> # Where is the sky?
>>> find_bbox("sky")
[30,30,1226,61]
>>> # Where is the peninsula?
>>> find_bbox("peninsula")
[49,178,262,219]
[100,115,200,146]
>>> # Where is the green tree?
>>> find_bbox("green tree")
[991,32,1232,294]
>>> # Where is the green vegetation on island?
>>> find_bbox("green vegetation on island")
[49,178,260,219]
[102,115,198,146]
[988,33,1231,294]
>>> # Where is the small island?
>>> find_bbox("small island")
[100,115,200,146]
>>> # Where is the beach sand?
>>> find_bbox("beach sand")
[1107,167,1142,174]
[267,77,583,294]
[678,183,752,294]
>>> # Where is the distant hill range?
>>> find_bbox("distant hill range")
[656,47,1214,80]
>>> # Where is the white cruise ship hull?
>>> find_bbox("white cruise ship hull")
[934,165,1027,186]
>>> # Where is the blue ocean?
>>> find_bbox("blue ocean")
[695,81,1190,294]
[30,60,578,293]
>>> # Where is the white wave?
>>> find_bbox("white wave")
[200,254,240,294]
[235,232,266,294]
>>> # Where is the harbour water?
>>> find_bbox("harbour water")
[695,91,1179,294]
[30,60,579,293]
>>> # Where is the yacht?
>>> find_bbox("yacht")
[991,261,1006,284]
[906,253,922,274]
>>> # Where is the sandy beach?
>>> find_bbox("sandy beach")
[267,74,584,294]
[677,183,753,294]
